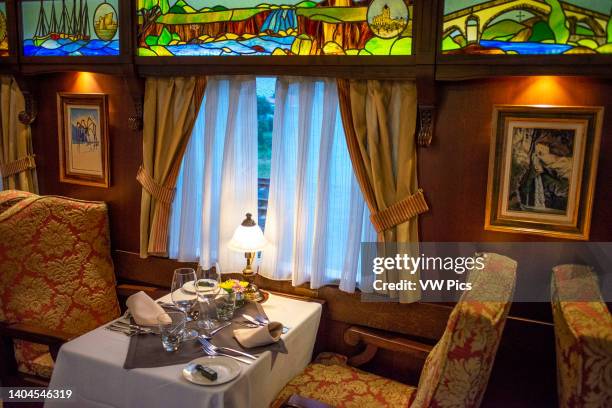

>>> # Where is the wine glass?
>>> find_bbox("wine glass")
[196,262,221,331]
[171,268,199,340]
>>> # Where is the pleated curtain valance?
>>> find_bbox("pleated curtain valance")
[139,76,207,258]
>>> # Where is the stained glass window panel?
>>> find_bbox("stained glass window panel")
[442,0,612,55]
[137,0,414,56]
[22,0,120,56]
[0,2,8,56]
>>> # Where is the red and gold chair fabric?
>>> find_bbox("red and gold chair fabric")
[273,253,517,408]
[0,190,36,215]
[0,191,120,379]
[551,264,612,408]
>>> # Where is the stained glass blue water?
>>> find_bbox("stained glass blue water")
[480,40,573,55]
[23,39,119,57]
[166,36,295,56]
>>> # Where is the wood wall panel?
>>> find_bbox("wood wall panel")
[31,72,143,254]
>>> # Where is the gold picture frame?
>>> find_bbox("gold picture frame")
[485,105,603,240]
[57,93,110,188]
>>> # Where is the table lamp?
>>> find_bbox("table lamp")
[228,213,268,302]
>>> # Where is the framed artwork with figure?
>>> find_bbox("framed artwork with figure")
[485,105,603,240]
[57,93,110,188]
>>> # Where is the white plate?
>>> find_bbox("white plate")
[182,356,241,386]
[182,281,197,294]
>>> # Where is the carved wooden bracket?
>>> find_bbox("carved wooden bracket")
[128,100,144,131]
[415,66,437,148]
[18,91,38,125]
[417,105,435,147]
[123,68,145,131]
[13,76,38,125]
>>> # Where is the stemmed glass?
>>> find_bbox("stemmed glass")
[171,268,199,340]
[196,262,221,331]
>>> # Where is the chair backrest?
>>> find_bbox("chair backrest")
[0,190,36,215]
[411,253,517,408]
[0,193,120,335]
[551,264,612,408]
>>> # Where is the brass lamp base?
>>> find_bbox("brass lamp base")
[244,283,265,302]
[242,251,265,302]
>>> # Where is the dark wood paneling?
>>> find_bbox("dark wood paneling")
[31,72,143,254]
[419,77,612,243]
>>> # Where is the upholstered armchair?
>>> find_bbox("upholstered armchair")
[0,191,121,385]
[273,253,517,408]
[551,264,612,408]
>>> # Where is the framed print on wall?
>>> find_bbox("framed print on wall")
[485,105,603,240]
[57,93,110,188]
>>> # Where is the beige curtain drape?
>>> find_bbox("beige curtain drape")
[337,79,428,303]
[0,76,38,193]
[139,76,206,258]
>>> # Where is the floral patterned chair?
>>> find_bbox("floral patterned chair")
[0,191,120,383]
[273,253,517,408]
[551,264,612,408]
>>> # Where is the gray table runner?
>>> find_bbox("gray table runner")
[123,301,287,369]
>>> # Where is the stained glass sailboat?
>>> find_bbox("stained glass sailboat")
[33,0,90,47]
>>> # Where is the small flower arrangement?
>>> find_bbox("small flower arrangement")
[219,279,249,308]
[219,279,249,294]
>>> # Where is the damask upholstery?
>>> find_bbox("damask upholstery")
[0,192,120,379]
[272,352,417,408]
[0,190,35,215]
[551,265,612,408]
[273,253,516,408]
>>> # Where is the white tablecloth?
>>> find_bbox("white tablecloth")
[45,293,322,408]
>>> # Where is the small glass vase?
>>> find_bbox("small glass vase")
[215,291,237,321]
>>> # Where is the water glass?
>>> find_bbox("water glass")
[215,291,236,321]
[196,262,221,330]
[158,311,186,352]
[171,268,199,340]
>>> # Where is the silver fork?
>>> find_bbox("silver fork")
[201,345,253,365]
[199,337,257,360]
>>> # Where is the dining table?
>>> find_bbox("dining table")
[45,292,323,408]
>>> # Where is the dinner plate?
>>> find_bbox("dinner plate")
[182,356,241,386]
[182,281,197,293]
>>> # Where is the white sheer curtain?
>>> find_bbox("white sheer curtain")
[169,76,259,272]
[260,77,376,292]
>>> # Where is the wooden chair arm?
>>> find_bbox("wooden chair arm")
[344,325,434,366]
[0,322,74,360]
[282,394,334,408]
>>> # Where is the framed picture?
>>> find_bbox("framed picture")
[57,93,110,188]
[485,105,603,240]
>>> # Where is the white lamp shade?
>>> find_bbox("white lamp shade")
[228,224,268,252]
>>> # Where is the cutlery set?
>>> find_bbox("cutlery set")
[106,312,283,364]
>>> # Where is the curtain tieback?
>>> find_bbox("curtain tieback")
[136,165,176,205]
[0,155,36,178]
[370,189,429,233]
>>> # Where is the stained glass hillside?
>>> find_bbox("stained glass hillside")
[137,0,413,56]
[22,0,120,56]
[0,1,8,56]
[442,0,612,55]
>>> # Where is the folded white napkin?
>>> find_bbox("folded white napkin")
[234,322,283,348]
[126,291,171,326]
